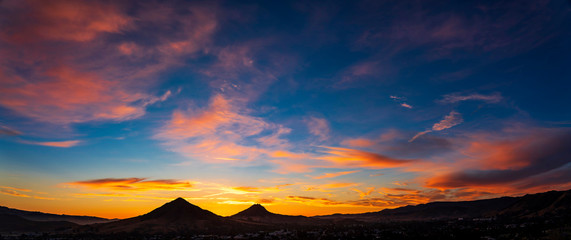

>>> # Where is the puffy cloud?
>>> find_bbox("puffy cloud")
[155,95,285,163]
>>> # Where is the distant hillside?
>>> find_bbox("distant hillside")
[0,214,77,233]
[0,206,115,225]
[231,203,319,225]
[317,189,571,222]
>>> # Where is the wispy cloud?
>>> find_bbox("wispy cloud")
[0,1,217,126]
[305,116,330,141]
[312,170,360,179]
[19,140,81,148]
[410,111,463,142]
[155,95,286,164]
[67,178,193,191]
[0,125,22,136]
[439,92,503,104]
[318,146,415,169]
[390,95,413,109]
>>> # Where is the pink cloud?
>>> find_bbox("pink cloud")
[19,140,81,148]
[0,1,218,126]
[410,111,463,142]
[305,116,330,141]
[155,95,290,164]
[439,92,503,104]
[341,138,375,148]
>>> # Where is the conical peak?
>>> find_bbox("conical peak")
[233,203,274,217]
[249,204,266,210]
[142,197,218,221]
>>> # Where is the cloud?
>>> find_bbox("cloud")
[19,140,81,148]
[410,111,463,142]
[312,170,360,179]
[318,146,414,169]
[0,125,21,136]
[390,95,413,109]
[305,116,330,141]
[400,103,413,109]
[67,178,193,191]
[353,187,375,198]
[155,95,286,163]
[0,186,55,200]
[439,92,503,104]
[426,130,571,190]
[341,138,375,148]
[0,1,218,126]
[0,189,31,198]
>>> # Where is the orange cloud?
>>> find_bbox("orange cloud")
[0,189,31,198]
[318,146,415,169]
[353,187,376,198]
[67,178,193,192]
[155,95,294,163]
[312,170,360,179]
[425,130,571,191]
[19,140,81,148]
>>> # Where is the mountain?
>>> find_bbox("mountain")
[231,204,318,225]
[0,206,114,225]
[317,189,571,222]
[0,214,77,233]
[85,197,236,234]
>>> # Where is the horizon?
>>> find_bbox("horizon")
[1,0,571,219]
[2,188,568,219]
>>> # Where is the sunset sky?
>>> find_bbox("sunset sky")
[1,0,571,219]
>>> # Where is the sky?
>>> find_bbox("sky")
[0,0,571,219]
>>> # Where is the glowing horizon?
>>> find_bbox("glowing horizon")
[1,0,570,219]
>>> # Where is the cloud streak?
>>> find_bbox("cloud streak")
[410,111,463,142]
[439,92,503,104]
[67,178,193,192]
[19,140,81,148]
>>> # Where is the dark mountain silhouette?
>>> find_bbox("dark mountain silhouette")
[233,204,273,217]
[230,203,318,225]
[498,190,571,218]
[0,206,114,225]
[85,197,236,234]
[317,189,571,222]
[0,214,77,233]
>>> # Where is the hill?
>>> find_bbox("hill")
[0,206,114,225]
[85,197,238,234]
[0,214,77,233]
[231,203,318,225]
